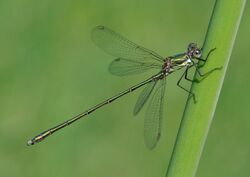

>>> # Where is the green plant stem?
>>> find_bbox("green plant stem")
[165,1,246,177]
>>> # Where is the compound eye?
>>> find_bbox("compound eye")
[194,49,201,58]
[188,43,196,51]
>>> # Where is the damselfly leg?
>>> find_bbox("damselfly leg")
[196,48,217,68]
[177,66,197,103]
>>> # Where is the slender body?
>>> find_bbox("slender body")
[27,72,162,145]
[27,26,216,148]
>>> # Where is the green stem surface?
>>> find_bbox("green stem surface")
[166,1,246,177]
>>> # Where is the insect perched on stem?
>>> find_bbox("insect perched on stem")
[27,25,219,149]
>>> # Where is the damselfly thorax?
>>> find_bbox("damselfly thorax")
[161,53,193,77]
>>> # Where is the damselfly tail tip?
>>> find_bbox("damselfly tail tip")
[27,140,34,146]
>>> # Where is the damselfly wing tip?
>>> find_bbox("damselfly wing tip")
[96,25,105,30]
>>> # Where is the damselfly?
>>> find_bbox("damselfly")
[27,25,218,149]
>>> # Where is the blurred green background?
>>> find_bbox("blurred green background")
[0,0,249,177]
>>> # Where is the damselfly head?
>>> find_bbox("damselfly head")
[188,43,202,58]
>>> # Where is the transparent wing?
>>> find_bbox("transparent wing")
[109,58,162,76]
[91,26,165,63]
[133,80,157,115]
[144,78,166,149]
